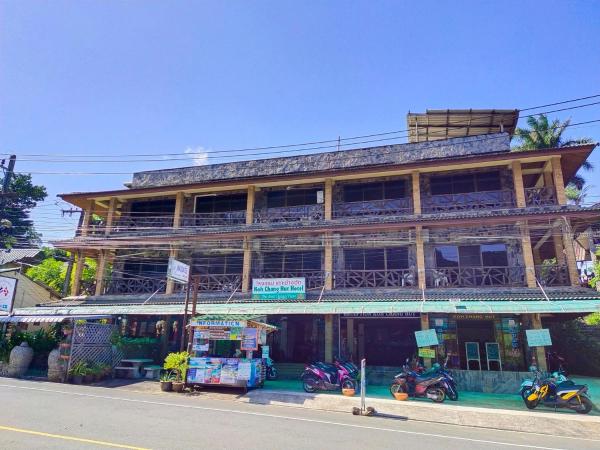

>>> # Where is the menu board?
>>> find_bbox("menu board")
[526,329,552,347]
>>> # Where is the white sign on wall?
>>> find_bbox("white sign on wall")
[167,258,190,284]
[0,276,18,314]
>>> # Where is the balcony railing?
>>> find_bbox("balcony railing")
[252,270,324,289]
[525,187,556,207]
[333,198,412,218]
[105,277,167,295]
[194,273,242,292]
[426,266,525,288]
[535,264,570,286]
[181,211,246,227]
[112,215,174,233]
[422,190,515,213]
[334,269,417,288]
[254,205,324,223]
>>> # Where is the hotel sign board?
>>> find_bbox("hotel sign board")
[167,258,190,284]
[252,278,306,300]
[0,276,17,314]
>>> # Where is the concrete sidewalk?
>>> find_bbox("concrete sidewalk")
[95,379,600,439]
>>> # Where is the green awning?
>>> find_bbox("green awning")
[192,300,600,315]
[11,304,185,316]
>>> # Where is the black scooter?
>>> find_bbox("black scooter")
[523,370,594,414]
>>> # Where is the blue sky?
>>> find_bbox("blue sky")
[1,1,599,243]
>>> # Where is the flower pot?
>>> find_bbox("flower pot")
[342,388,355,397]
[172,382,185,393]
[160,381,173,392]
[71,375,83,385]
[393,392,408,401]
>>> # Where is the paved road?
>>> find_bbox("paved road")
[0,379,598,450]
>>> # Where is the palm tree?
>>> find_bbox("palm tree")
[513,114,594,187]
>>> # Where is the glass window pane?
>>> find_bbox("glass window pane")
[343,184,363,202]
[263,252,284,272]
[453,176,475,194]
[386,247,408,269]
[286,190,304,206]
[481,244,508,266]
[225,255,244,274]
[364,249,385,270]
[363,183,384,201]
[476,172,501,191]
[344,249,365,270]
[435,246,459,267]
[302,251,322,271]
[459,245,481,267]
[195,197,214,214]
[228,194,248,211]
[430,176,452,195]
[267,191,285,208]
[384,180,406,199]
[302,189,318,205]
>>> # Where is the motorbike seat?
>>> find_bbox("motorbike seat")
[557,385,586,394]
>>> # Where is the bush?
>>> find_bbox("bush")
[548,319,600,376]
[163,352,189,382]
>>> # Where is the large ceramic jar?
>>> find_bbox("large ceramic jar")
[8,342,34,378]
[47,348,64,382]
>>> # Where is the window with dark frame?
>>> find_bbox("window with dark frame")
[434,244,508,269]
[344,247,409,271]
[262,251,322,273]
[130,199,176,215]
[122,259,169,278]
[266,188,319,208]
[195,193,247,214]
[342,179,407,203]
[430,171,501,196]
[192,254,244,275]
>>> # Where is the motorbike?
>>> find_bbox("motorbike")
[301,358,357,393]
[265,357,278,381]
[523,370,593,414]
[419,357,458,401]
[390,358,447,403]
[519,367,571,400]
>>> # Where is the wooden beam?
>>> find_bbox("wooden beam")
[241,237,252,293]
[530,314,548,372]
[533,219,562,250]
[104,197,117,235]
[80,200,94,237]
[416,226,426,290]
[94,249,107,296]
[173,192,184,229]
[165,246,178,294]
[551,156,567,205]
[324,179,333,221]
[520,222,537,288]
[512,161,526,208]
[324,233,333,290]
[412,172,421,214]
[70,251,84,296]
[324,314,333,363]
[246,186,255,225]
[420,313,432,368]
[561,220,580,286]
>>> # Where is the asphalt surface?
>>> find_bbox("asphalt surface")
[1,379,599,450]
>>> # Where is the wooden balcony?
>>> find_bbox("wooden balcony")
[334,269,417,288]
[525,187,556,207]
[426,266,525,288]
[111,215,174,234]
[422,190,515,213]
[252,270,324,289]
[333,198,412,218]
[254,205,324,224]
[181,211,246,227]
[105,277,167,295]
[194,273,242,292]
[535,264,570,286]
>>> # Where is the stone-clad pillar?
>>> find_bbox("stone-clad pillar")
[561,221,580,286]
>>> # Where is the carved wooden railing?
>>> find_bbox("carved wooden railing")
[181,211,246,227]
[422,190,515,213]
[426,266,525,288]
[252,271,324,289]
[334,269,417,288]
[254,205,324,223]
[333,198,412,218]
[105,277,167,295]
[192,273,242,292]
[535,264,570,286]
[112,215,174,233]
[525,187,556,207]
[79,280,97,296]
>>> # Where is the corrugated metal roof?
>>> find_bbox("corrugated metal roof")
[0,249,40,266]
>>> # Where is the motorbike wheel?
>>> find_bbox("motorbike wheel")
[427,387,446,403]
[571,396,593,414]
[302,376,319,393]
[390,383,407,397]
[520,387,531,400]
[267,367,278,381]
[446,386,459,401]
[524,397,539,410]
[341,378,356,390]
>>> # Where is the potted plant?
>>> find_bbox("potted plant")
[69,361,88,385]
[163,351,189,393]
[83,362,95,384]
[160,370,175,392]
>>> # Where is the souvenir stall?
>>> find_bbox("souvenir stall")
[186,317,277,389]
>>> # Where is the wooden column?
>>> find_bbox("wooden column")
[94,249,107,296]
[165,246,179,294]
[346,318,354,360]
[512,161,526,208]
[530,313,548,372]
[324,233,333,290]
[412,172,421,214]
[242,237,252,293]
[520,222,537,288]
[561,221,580,286]
[324,314,333,363]
[70,250,84,296]
[104,197,117,235]
[551,157,567,205]
[415,226,426,289]
[324,178,333,220]
[553,233,566,264]
[246,186,255,225]
[420,313,432,368]
[173,192,184,229]
[80,200,94,237]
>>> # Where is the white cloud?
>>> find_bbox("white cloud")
[184,146,209,166]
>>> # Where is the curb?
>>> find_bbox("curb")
[241,389,600,439]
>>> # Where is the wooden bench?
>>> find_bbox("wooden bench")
[114,366,141,379]
[143,365,162,379]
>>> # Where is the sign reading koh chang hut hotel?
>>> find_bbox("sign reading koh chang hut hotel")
[252,278,306,300]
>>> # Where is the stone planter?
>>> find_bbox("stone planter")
[8,342,34,378]
[47,349,65,382]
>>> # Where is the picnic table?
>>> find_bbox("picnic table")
[114,359,155,379]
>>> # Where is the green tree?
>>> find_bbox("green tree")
[0,173,47,249]
[26,253,97,294]
[513,115,594,188]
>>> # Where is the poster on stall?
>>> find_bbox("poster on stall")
[237,361,252,380]
[220,359,239,384]
[192,343,209,352]
[261,345,270,359]
[204,359,222,384]
[241,328,258,351]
